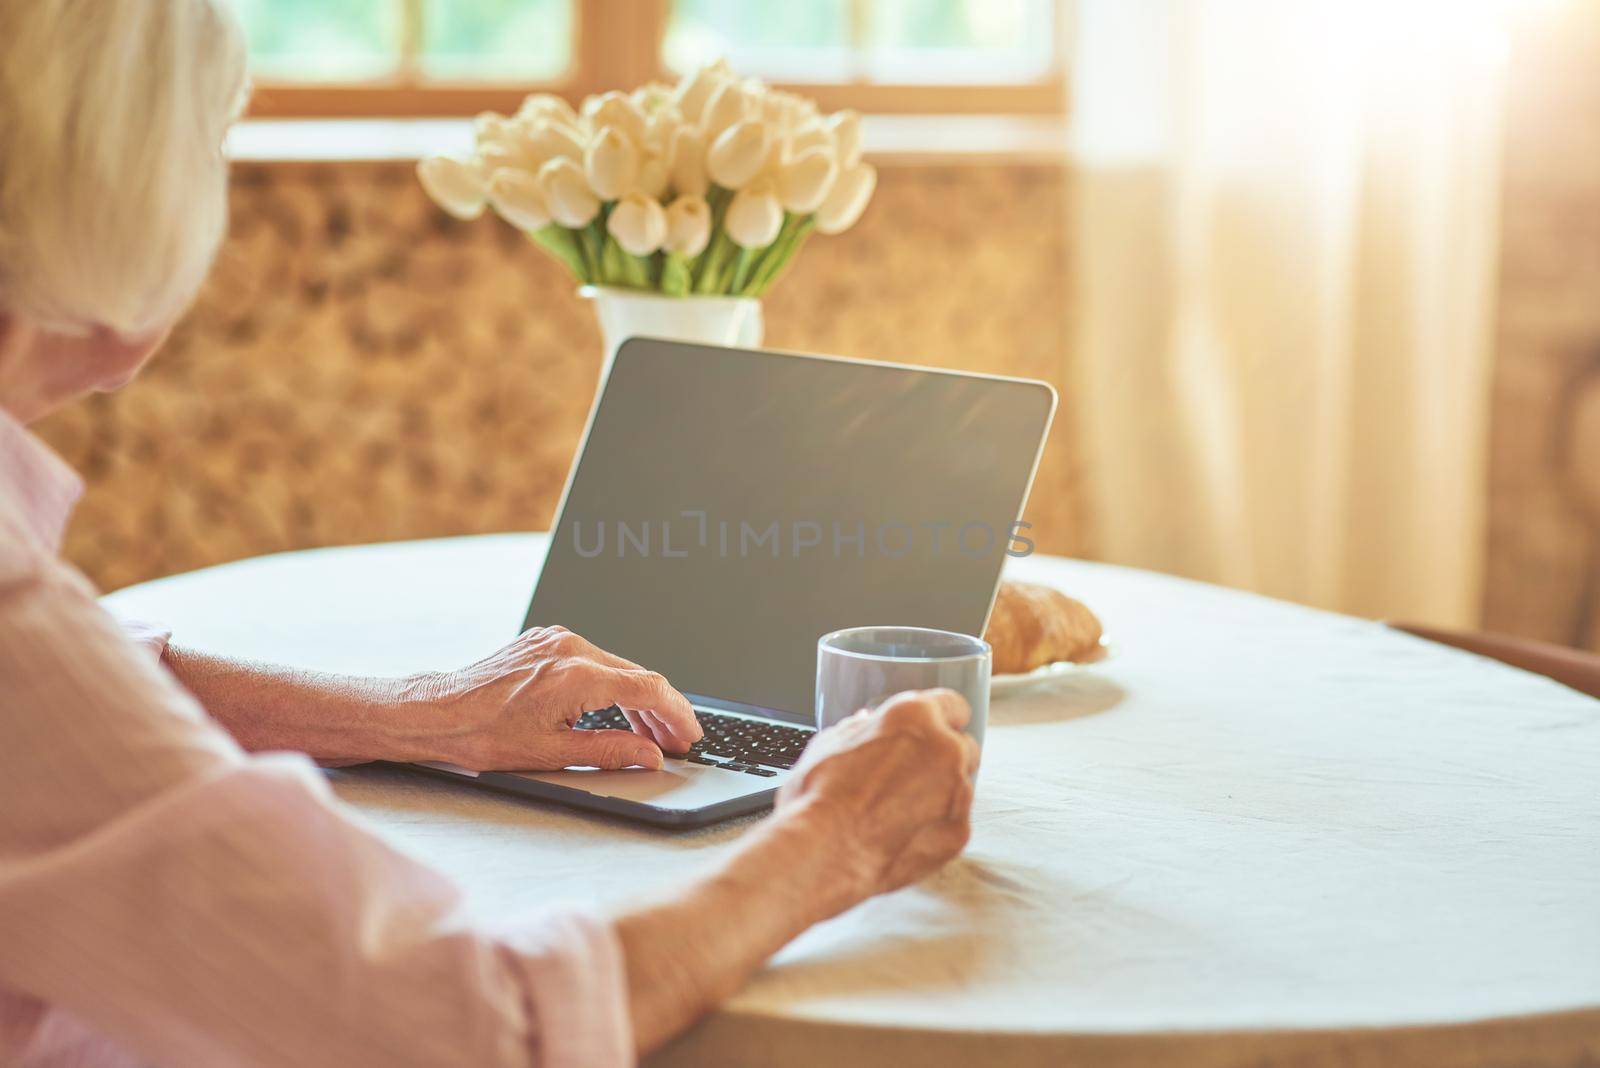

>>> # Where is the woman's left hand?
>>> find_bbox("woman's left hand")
[398,626,702,771]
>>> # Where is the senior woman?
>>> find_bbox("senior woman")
[0,3,978,1066]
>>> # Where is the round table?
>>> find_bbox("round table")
[104,534,1600,1067]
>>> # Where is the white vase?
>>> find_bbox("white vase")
[581,285,764,382]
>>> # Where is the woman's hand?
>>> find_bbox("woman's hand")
[613,688,978,1054]
[403,626,702,771]
[775,688,979,907]
[165,625,700,771]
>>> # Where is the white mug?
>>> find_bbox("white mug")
[815,626,991,747]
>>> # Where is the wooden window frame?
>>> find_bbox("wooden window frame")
[247,0,1067,118]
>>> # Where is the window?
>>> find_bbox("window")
[665,0,1057,85]
[241,0,1065,117]
[235,0,575,83]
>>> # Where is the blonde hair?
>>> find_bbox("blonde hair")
[0,0,248,335]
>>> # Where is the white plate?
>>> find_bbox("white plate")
[990,638,1115,695]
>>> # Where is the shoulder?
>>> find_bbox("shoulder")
[0,469,107,612]
[0,487,235,755]
[0,498,130,668]
[0,484,59,587]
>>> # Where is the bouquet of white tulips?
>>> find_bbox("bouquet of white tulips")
[416,60,877,298]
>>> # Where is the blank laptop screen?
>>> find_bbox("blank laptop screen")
[523,339,1055,724]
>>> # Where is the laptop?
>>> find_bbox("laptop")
[418,338,1056,826]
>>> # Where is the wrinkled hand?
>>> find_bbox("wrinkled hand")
[777,688,979,905]
[406,626,701,771]
[608,689,977,1055]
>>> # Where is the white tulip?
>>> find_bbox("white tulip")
[788,121,834,160]
[634,152,670,199]
[416,155,486,219]
[473,111,513,147]
[584,125,639,201]
[644,105,683,152]
[672,62,728,125]
[588,90,648,146]
[771,90,819,131]
[663,195,711,256]
[814,161,876,235]
[669,126,708,197]
[724,178,784,249]
[523,120,585,165]
[706,120,769,190]
[630,82,673,113]
[607,193,668,256]
[762,90,811,138]
[699,80,748,142]
[537,157,600,228]
[476,142,514,170]
[516,93,578,127]
[827,109,863,168]
[478,139,543,175]
[777,147,838,214]
[761,128,787,178]
[487,168,552,232]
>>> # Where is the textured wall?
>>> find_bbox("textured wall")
[1483,6,1600,650]
[36,161,1084,593]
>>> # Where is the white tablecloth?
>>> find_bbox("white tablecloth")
[104,534,1600,1066]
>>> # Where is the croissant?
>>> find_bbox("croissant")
[983,580,1103,674]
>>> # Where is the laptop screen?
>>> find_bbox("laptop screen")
[523,339,1055,724]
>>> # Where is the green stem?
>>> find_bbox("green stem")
[729,246,759,294]
[694,230,736,294]
[610,239,651,289]
[692,187,734,292]
[744,213,802,293]
[600,234,625,286]
[661,252,692,296]
[528,225,589,284]
[751,215,815,296]
[597,205,618,284]
[578,222,605,283]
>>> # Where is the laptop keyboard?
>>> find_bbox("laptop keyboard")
[576,706,815,776]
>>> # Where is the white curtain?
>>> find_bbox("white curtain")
[1068,0,1509,625]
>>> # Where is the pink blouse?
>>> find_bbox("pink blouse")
[0,409,633,1067]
